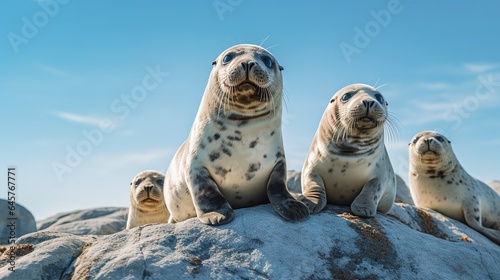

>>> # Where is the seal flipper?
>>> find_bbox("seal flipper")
[300,169,327,214]
[351,177,382,217]
[267,160,309,221]
[190,167,234,225]
[463,203,500,245]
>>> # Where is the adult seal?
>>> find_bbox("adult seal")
[300,84,396,217]
[126,170,169,229]
[164,44,309,225]
[409,131,500,245]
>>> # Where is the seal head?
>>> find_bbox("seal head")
[126,170,169,229]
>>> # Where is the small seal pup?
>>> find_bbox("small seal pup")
[300,84,397,217]
[409,131,500,244]
[126,170,169,229]
[164,44,309,225]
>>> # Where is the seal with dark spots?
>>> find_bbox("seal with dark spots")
[300,84,397,217]
[409,131,500,245]
[164,44,309,225]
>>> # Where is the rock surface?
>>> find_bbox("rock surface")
[488,180,500,194]
[1,203,499,279]
[0,199,36,244]
[37,207,127,236]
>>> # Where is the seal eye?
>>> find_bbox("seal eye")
[262,55,273,68]
[156,179,164,186]
[435,136,445,143]
[134,179,142,187]
[222,54,234,64]
[412,137,420,145]
[375,94,384,105]
[341,92,353,103]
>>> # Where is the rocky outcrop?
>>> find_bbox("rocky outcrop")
[0,199,36,244]
[0,204,498,279]
[37,207,127,236]
[488,180,500,194]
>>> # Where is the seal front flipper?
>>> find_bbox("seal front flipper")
[301,168,327,214]
[267,160,309,221]
[190,167,234,225]
[351,178,382,217]
[463,203,500,245]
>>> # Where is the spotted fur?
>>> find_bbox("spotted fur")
[126,170,169,229]
[164,44,309,226]
[300,84,397,217]
[409,131,500,245]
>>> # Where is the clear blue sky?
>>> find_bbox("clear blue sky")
[1,1,499,220]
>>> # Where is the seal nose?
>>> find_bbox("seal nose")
[424,139,433,149]
[144,185,153,195]
[241,61,256,71]
[362,100,375,108]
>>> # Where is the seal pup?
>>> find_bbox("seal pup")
[300,84,396,217]
[126,170,169,229]
[164,44,309,225]
[409,131,500,244]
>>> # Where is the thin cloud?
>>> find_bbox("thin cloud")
[119,149,171,164]
[99,149,173,168]
[399,100,453,125]
[386,140,409,151]
[417,82,454,91]
[35,64,71,78]
[462,63,500,74]
[53,111,103,127]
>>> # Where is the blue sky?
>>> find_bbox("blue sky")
[1,0,499,220]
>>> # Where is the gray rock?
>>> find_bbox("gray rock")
[0,199,36,244]
[0,231,96,279]
[286,170,301,193]
[395,175,414,205]
[488,180,500,194]
[37,207,128,236]
[1,204,498,279]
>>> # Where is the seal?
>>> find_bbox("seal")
[164,44,309,225]
[300,84,397,217]
[408,131,500,245]
[126,170,169,229]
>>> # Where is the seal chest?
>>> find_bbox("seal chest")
[409,131,500,245]
[164,44,309,226]
[126,170,169,229]
[301,84,396,217]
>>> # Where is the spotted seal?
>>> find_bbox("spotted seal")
[126,170,169,229]
[164,44,309,225]
[300,84,397,217]
[409,131,500,244]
